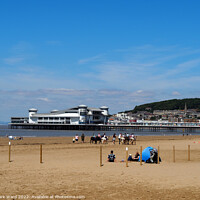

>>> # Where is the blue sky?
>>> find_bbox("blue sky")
[1,0,200,121]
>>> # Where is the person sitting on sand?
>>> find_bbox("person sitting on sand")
[108,150,116,162]
[128,152,140,161]
[147,148,161,163]
[128,154,133,161]
[133,151,140,161]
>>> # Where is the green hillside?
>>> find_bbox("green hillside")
[130,98,200,113]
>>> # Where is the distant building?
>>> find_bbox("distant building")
[116,112,128,119]
[11,105,109,125]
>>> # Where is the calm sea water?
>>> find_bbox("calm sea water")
[0,125,199,137]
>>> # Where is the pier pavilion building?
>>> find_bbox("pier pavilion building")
[11,105,109,125]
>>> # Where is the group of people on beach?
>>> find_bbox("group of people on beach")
[72,133,85,143]
[107,150,140,162]
[73,133,108,143]
[115,133,136,145]
[72,133,160,164]
[73,132,137,144]
[90,132,136,145]
[92,133,108,143]
[108,148,161,164]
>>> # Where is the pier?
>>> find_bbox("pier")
[10,123,200,133]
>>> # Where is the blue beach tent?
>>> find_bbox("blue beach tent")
[138,146,153,162]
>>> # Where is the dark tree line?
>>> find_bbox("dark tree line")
[127,98,200,113]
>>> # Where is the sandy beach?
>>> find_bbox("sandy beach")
[0,135,200,200]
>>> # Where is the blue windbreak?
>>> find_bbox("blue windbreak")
[138,146,153,161]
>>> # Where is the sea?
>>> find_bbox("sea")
[0,124,200,137]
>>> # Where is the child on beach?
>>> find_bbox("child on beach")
[75,134,79,142]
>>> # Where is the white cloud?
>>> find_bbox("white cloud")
[78,45,200,91]
[37,97,50,102]
[3,42,34,66]
[12,41,32,52]
[172,91,181,96]
[4,57,25,65]
[163,58,200,77]
[99,89,127,96]
[131,90,155,97]
[78,54,103,64]
[42,88,94,96]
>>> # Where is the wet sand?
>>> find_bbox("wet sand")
[0,135,200,200]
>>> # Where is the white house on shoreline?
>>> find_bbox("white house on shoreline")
[11,105,109,125]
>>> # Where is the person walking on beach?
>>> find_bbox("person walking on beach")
[112,133,116,144]
[102,133,107,144]
[81,133,85,143]
[118,133,122,144]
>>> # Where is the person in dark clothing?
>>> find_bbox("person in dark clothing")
[108,150,116,162]
[128,154,133,161]
[81,133,85,143]
[146,148,161,163]
[133,151,140,161]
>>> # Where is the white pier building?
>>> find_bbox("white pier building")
[11,105,109,125]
